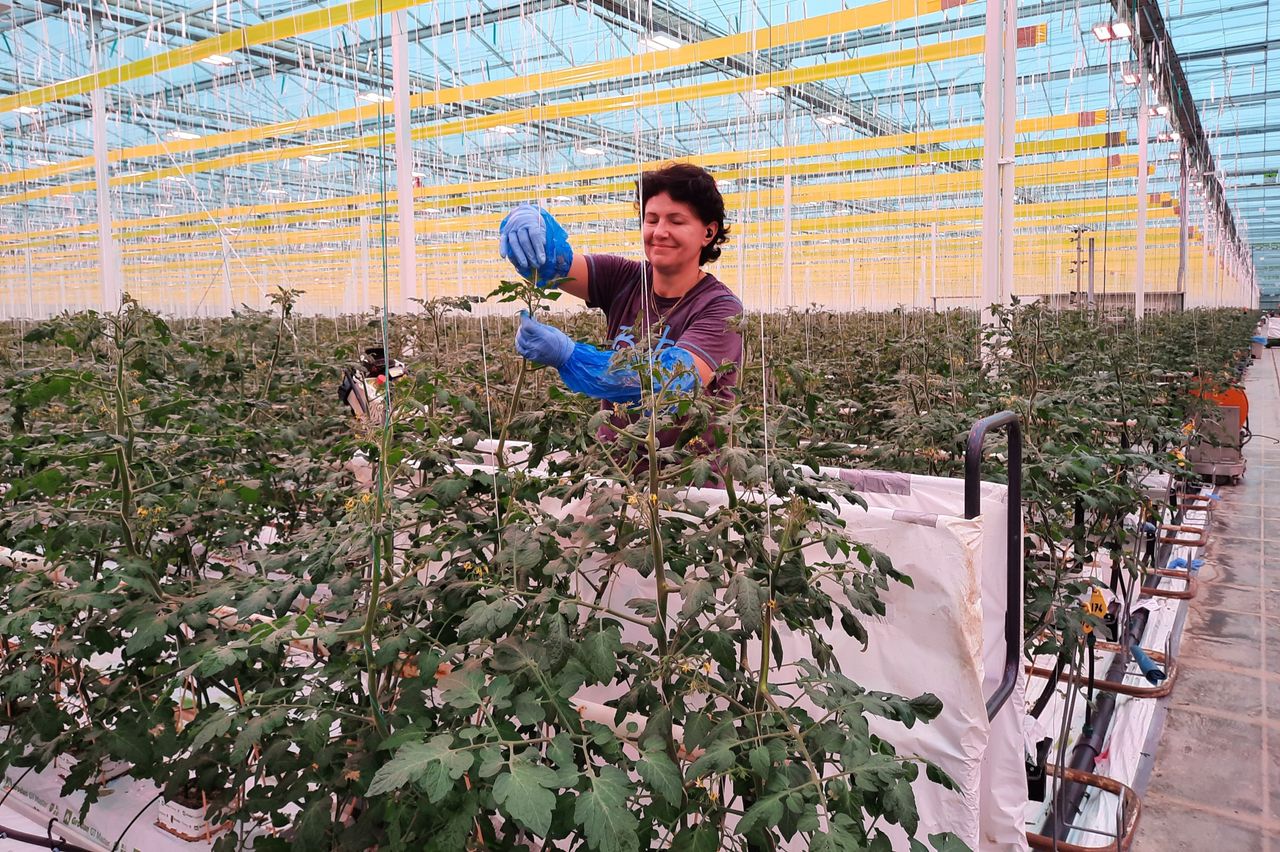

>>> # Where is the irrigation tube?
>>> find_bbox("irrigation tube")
[0,823,101,852]
[1039,494,1192,841]
[1040,606,1153,841]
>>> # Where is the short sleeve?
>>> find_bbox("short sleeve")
[585,254,643,314]
[675,294,744,389]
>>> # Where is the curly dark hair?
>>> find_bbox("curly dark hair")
[637,162,731,265]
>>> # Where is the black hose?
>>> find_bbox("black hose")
[0,820,99,852]
[1040,605,1151,840]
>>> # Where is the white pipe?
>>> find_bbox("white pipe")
[1176,143,1188,303]
[781,91,794,310]
[91,33,121,315]
[998,0,1016,309]
[980,0,1015,330]
[1135,66,1149,321]
[392,10,417,310]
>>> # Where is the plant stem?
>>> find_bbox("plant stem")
[496,357,527,471]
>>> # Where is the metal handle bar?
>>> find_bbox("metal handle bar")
[964,410,1023,722]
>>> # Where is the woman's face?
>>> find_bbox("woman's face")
[642,192,715,275]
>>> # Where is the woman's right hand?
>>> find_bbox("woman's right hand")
[498,204,573,284]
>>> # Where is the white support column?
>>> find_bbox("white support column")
[220,235,235,315]
[1177,141,1188,306]
[391,10,417,310]
[91,43,121,314]
[1202,203,1210,307]
[1213,224,1222,307]
[360,215,371,311]
[1135,69,1149,321]
[24,243,34,319]
[980,0,1016,330]
[998,0,1016,307]
[930,221,939,309]
[780,91,794,310]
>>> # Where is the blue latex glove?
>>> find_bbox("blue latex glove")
[559,343,699,404]
[515,311,575,368]
[498,204,573,284]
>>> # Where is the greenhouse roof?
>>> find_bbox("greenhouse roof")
[0,0,1270,310]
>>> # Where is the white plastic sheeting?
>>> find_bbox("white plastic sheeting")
[564,466,1027,850]
[0,763,220,852]
[822,469,1029,851]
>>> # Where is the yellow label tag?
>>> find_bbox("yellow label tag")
[1082,588,1107,634]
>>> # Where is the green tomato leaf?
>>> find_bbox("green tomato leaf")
[456,596,519,641]
[883,778,919,835]
[187,710,234,752]
[578,625,621,684]
[574,766,639,852]
[125,617,168,655]
[366,735,473,800]
[735,793,784,837]
[636,742,683,806]
[493,754,559,837]
[438,666,486,709]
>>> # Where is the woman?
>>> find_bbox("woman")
[498,162,743,447]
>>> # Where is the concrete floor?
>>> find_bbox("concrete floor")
[1134,347,1280,851]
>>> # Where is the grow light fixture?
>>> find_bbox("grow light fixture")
[358,92,392,103]
[422,206,442,213]
[1092,21,1130,41]
[490,124,518,135]
[638,32,682,51]
[1121,69,1141,85]
[166,130,201,141]
[577,144,606,156]
[155,203,174,209]
[1149,104,1170,117]
[163,175,185,182]
[29,157,55,166]
[550,195,574,202]
[200,53,235,67]
[14,105,40,115]
[753,86,782,96]
[815,113,849,126]
[263,188,288,195]
[412,171,426,178]
[300,154,329,163]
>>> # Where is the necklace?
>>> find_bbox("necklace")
[646,271,704,326]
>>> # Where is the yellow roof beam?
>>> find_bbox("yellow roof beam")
[0,0,429,115]
[0,109,1106,243]
[1,0,970,187]
[0,27,1047,207]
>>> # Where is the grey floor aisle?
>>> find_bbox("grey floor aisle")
[1134,346,1279,851]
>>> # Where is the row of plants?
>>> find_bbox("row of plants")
[0,288,961,852]
[0,290,1257,851]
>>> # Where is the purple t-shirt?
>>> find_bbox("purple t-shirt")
[584,254,743,451]
[585,254,744,397]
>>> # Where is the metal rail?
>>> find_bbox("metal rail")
[963,410,1023,721]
